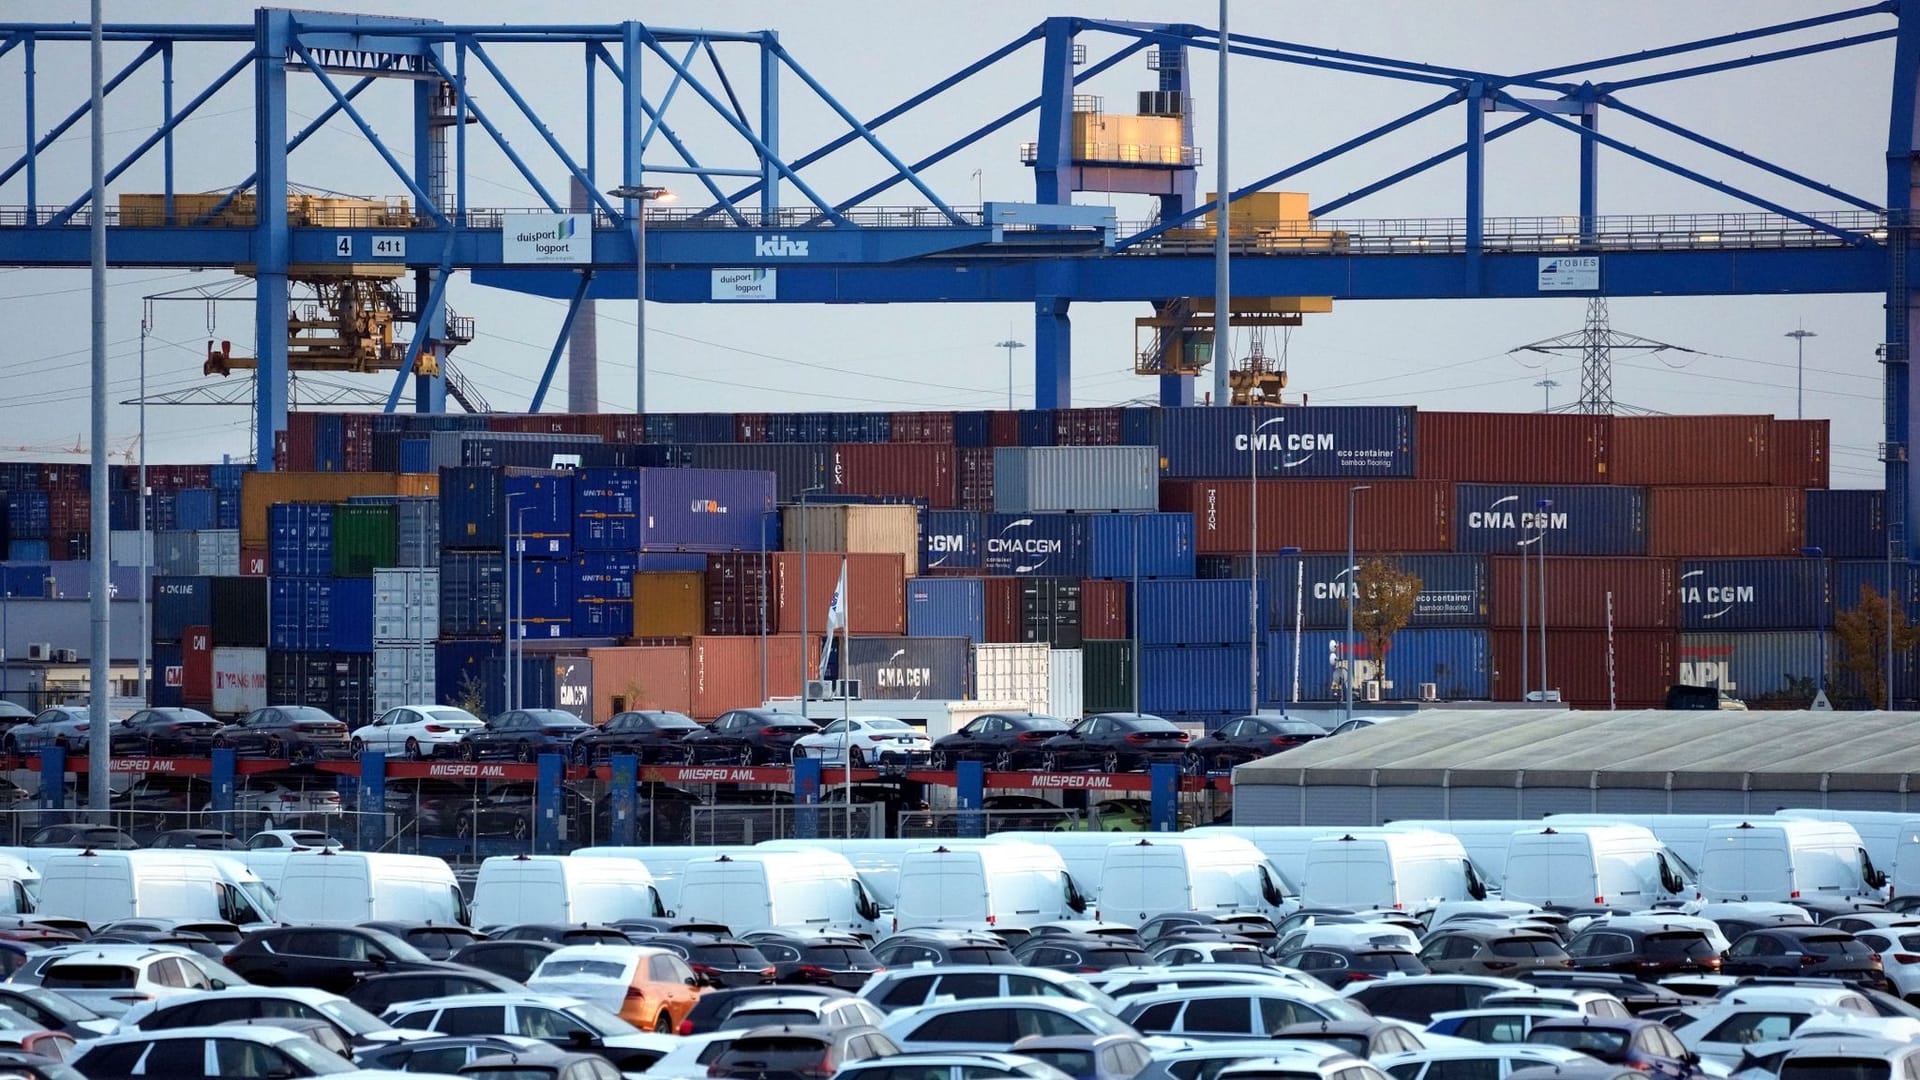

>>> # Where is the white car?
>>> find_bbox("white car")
[647,1031,745,1080]
[120,985,411,1046]
[793,716,933,766]
[860,965,1118,1014]
[381,993,675,1072]
[27,944,225,1018]
[882,997,1140,1052]
[229,786,345,824]
[247,829,344,851]
[69,1023,387,1078]
[1216,1053,1386,1080]
[350,705,486,760]
[1854,926,1920,1000]
[1118,984,1372,1039]
[1376,1044,1592,1080]
[716,994,890,1032]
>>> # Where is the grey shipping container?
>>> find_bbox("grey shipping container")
[993,446,1158,513]
[153,530,241,577]
[374,567,440,642]
[374,643,436,714]
[1676,631,1825,706]
[839,635,970,700]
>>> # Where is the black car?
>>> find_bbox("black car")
[88,928,223,960]
[1563,921,1723,977]
[24,823,137,849]
[677,986,849,1036]
[492,924,634,947]
[1525,1017,1706,1078]
[223,925,460,994]
[1518,970,1707,1015]
[449,939,562,984]
[462,1050,617,1080]
[129,987,400,1048]
[1277,946,1430,989]
[645,935,776,988]
[682,709,818,766]
[706,1023,898,1080]
[347,967,528,1015]
[357,1036,572,1076]
[1183,714,1326,772]
[931,712,1070,770]
[1039,713,1189,773]
[1012,933,1153,971]
[745,932,883,990]
[220,706,350,761]
[97,918,243,951]
[144,828,246,850]
[869,930,1020,968]
[360,922,485,961]
[1719,926,1889,988]
[571,711,702,766]
[463,710,593,762]
[120,708,226,756]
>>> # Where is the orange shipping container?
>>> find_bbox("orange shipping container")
[633,572,706,638]
[1648,486,1804,557]
[1416,413,1611,484]
[1489,556,1679,629]
[1491,629,1676,709]
[772,552,907,635]
[1160,479,1453,554]
[1771,419,1830,490]
[690,634,821,719]
[585,645,694,718]
[240,471,438,547]
[1611,416,1772,486]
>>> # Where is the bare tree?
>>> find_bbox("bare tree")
[1835,583,1920,709]
[1342,557,1424,686]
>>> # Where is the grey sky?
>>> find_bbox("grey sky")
[0,2,1891,486]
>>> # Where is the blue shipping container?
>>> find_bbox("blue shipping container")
[1676,632,1824,703]
[173,489,218,532]
[1141,644,1255,713]
[573,551,641,601]
[5,491,47,540]
[151,642,183,708]
[268,503,333,578]
[982,513,1088,578]
[1679,559,1831,630]
[329,577,373,653]
[0,564,51,598]
[514,560,573,622]
[270,577,372,653]
[840,636,971,700]
[210,464,248,493]
[1834,559,1920,622]
[1157,405,1417,479]
[1120,408,1157,447]
[154,575,213,642]
[684,445,827,504]
[1453,484,1649,556]
[399,438,433,475]
[505,473,574,546]
[1018,410,1055,447]
[6,541,49,563]
[574,598,634,639]
[1263,628,1491,703]
[440,550,505,638]
[216,493,240,530]
[574,468,777,553]
[954,412,992,448]
[920,510,983,573]
[436,640,502,707]
[1136,579,1259,646]
[1806,489,1885,560]
[906,578,987,644]
[440,466,506,550]
[1083,513,1196,579]
[1215,553,1489,629]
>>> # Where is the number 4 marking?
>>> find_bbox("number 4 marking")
[335,236,352,257]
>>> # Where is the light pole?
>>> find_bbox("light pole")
[1801,546,1827,705]
[1889,528,1900,710]
[607,184,675,412]
[1517,535,1535,701]
[1535,498,1552,701]
[514,506,531,710]
[995,338,1025,410]
[138,299,150,703]
[1274,546,1301,712]
[1785,325,1816,421]
[1533,377,1559,413]
[503,491,521,714]
[1344,485,1371,723]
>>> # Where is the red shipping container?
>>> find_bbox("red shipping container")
[1612,416,1772,486]
[734,414,770,443]
[982,578,1023,643]
[1055,408,1124,446]
[1417,413,1610,484]
[48,492,88,534]
[703,552,770,636]
[1161,479,1454,554]
[1490,629,1677,709]
[890,412,956,444]
[283,414,319,473]
[689,634,821,719]
[832,444,956,508]
[586,645,694,717]
[1082,580,1129,639]
[773,552,906,635]
[1771,419,1830,490]
[240,547,268,577]
[182,625,213,705]
[988,411,1021,447]
[341,414,374,472]
[1489,556,1679,629]
[957,447,995,511]
[1648,486,1804,557]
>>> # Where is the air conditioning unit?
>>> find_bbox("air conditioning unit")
[1364,681,1382,702]
[25,644,51,662]
[53,649,78,664]
[1418,682,1439,702]
[805,679,862,701]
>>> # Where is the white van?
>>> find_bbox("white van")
[268,851,468,926]
[1776,809,1920,882]
[1501,825,1693,908]
[0,852,39,914]
[470,854,666,930]
[37,850,274,928]
[1382,819,1545,890]
[891,841,1088,935]
[1300,829,1488,914]
[675,850,885,939]
[575,845,752,912]
[1093,835,1291,924]
[1543,814,1731,874]
[1698,819,1885,903]
[1186,826,1343,897]
[756,837,967,908]
[995,831,1137,902]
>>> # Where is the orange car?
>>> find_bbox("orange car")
[527,944,705,1033]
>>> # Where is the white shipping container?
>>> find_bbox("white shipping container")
[993,446,1158,513]
[375,644,436,714]
[108,530,153,569]
[373,567,440,642]
[1048,649,1083,721]
[210,646,268,716]
[970,643,1050,712]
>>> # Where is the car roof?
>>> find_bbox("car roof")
[1528,1016,1648,1032]
[731,996,848,1012]
[1122,984,1335,1005]
[386,993,591,1011]
[1378,1046,1588,1065]
[82,1024,313,1047]
[157,986,347,1008]
[896,996,1098,1019]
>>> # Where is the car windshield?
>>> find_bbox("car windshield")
[1645,934,1716,958]
[1022,1049,1095,1076]
[1804,936,1874,957]
[950,947,1017,966]
[695,947,768,966]
[281,1035,358,1074]
[1122,719,1179,732]
[566,1002,638,1036]
[1491,939,1564,957]
[316,998,393,1036]
[1356,952,1426,973]
[526,711,584,726]
[11,988,100,1023]
[1778,1061,1891,1080]
[463,1071,555,1080]
[1080,1010,1137,1036]
[1271,721,1323,735]
[424,709,481,724]
[649,713,699,729]
[1531,1028,1628,1055]
[535,959,628,979]
[800,947,874,966]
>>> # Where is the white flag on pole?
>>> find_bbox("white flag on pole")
[817,558,849,681]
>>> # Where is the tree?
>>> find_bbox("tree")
[1341,557,1424,687]
[452,671,487,717]
[1834,583,1920,709]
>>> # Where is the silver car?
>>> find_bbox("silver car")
[3,705,120,755]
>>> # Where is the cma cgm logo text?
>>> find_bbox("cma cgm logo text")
[689,499,730,514]
[925,534,968,567]
[1311,565,1360,601]
[1678,569,1754,620]
[754,235,809,257]
[986,518,1060,573]
[1234,416,1333,467]
[1466,495,1570,531]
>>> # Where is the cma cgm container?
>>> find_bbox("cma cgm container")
[993,447,1157,512]
[1676,632,1823,704]
[1416,412,1611,484]
[1161,479,1453,554]
[1141,644,1255,714]
[1489,557,1678,629]
[1805,489,1885,559]
[1648,487,1803,557]
[919,509,982,573]
[981,513,1088,577]
[908,578,986,644]
[1678,559,1831,630]
[574,467,776,552]
[1157,405,1416,479]
[1262,628,1490,703]
[1219,553,1488,630]
[836,636,970,700]
[1490,629,1677,709]
[1135,579,1257,646]
[1454,484,1647,556]
[1611,415,1773,486]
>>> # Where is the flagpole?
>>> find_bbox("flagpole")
[841,557,853,836]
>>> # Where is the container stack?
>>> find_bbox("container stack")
[149,574,269,715]
[262,502,392,725]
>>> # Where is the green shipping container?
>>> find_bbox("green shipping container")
[332,503,398,579]
[1081,638,1136,714]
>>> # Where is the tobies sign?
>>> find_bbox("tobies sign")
[502,214,591,264]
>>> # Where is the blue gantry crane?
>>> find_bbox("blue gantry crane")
[0,6,1912,545]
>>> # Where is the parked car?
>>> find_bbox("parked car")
[932,713,1070,770]
[97,918,242,952]
[121,985,404,1049]
[706,1023,899,1080]
[883,998,1137,1052]
[869,931,1019,969]
[1342,975,1531,1024]
[1277,945,1428,989]
[144,828,246,850]
[69,1023,370,1080]
[857,966,1114,1014]
[526,944,705,1034]
[1011,934,1153,972]
[571,711,702,766]
[1008,1034,1154,1080]
[350,705,486,760]
[463,710,593,762]
[359,921,485,961]
[245,828,342,851]
[1563,920,1724,977]
[679,986,851,1037]
[0,985,116,1039]
[461,1049,622,1080]
[355,1035,569,1076]
[347,966,528,1015]
[222,925,456,994]
[838,1052,1074,1080]
[1719,926,1889,988]
[712,994,889,1034]
[1183,715,1326,772]
[450,939,564,984]
[28,943,222,1018]
[1417,927,1574,978]
[1524,1017,1706,1078]
[643,935,776,988]
[792,716,933,767]
[120,708,226,756]
[218,706,350,761]
[1061,799,1196,832]
[381,993,670,1072]
[745,932,884,990]
[1039,714,1189,773]
[3,706,117,756]
[24,823,137,849]
[682,709,819,766]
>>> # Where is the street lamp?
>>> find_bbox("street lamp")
[1801,546,1827,705]
[995,338,1025,410]
[1785,325,1816,421]
[514,505,531,710]
[503,491,521,714]
[1535,498,1552,702]
[1344,486,1371,724]
[1517,534,1538,701]
[607,184,675,413]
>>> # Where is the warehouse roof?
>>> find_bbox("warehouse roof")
[1234,709,1920,791]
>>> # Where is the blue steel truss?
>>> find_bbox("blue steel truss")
[0,7,1914,551]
